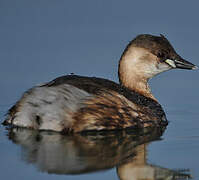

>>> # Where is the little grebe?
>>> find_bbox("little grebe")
[2,34,197,133]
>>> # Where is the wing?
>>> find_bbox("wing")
[3,75,167,133]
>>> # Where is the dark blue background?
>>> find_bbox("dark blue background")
[0,0,198,179]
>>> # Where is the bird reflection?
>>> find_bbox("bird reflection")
[6,127,191,179]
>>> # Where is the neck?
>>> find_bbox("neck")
[119,70,155,100]
[118,47,156,101]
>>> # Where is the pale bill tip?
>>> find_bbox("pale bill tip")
[192,65,198,70]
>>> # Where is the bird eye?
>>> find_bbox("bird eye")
[157,52,167,62]
[157,52,165,58]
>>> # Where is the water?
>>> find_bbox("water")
[1,0,199,179]
[0,105,198,179]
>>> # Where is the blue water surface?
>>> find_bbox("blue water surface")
[0,0,199,179]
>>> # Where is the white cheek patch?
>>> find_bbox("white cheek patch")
[165,59,176,68]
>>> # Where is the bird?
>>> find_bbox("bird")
[2,34,197,133]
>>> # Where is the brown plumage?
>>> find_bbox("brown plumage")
[2,34,197,133]
[44,75,167,133]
